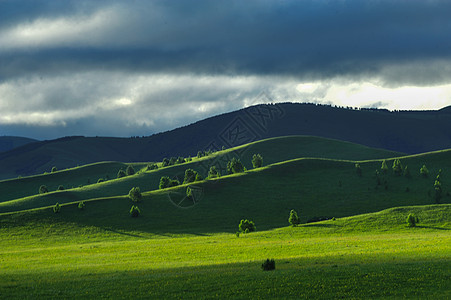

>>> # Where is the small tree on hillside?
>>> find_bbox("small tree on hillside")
[392,159,403,176]
[57,185,64,191]
[159,176,171,189]
[39,185,48,194]
[147,163,158,171]
[78,201,85,210]
[403,165,411,178]
[227,158,245,174]
[51,166,58,173]
[130,205,141,218]
[117,169,126,178]
[381,160,389,174]
[162,158,169,167]
[434,176,442,204]
[126,165,135,176]
[53,202,61,214]
[252,154,263,168]
[406,213,419,227]
[355,163,362,177]
[183,169,198,184]
[420,165,429,178]
[239,219,256,233]
[208,166,220,179]
[176,157,185,164]
[288,209,300,226]
[128,187,142,202]
[169,157,177,166]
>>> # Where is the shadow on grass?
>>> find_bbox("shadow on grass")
[303,223,338,228]
[416,225,449,231]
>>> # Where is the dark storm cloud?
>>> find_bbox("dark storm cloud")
[1,0,451,85]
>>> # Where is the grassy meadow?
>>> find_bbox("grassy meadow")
[0,136,450,298]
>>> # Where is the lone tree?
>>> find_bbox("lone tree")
[129,205,141,218]
[126,165,135,176]
[227,157,245,174]
[159,176,171,189]
[183,169,199,184]
[239,219,256,233]
[117,169,126,178]
[288,209,301,226]
[381,160,389,174]
[162,158,169,167]
[39,185,48,194]
[392,159,403,176]
[406,213,419,227]
[208,166,220,179]
[355,163,362,177]
[57,185,64,191]
[252,154,263,168]
[434,175,442,204]
[420,165,429,178]
[128,187,142,202]
[53,202,61,214]
[51,166,58,173]
[78,201,85,210]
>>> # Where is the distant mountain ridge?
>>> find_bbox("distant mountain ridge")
[0,103,450,179]
[0,136,38,153]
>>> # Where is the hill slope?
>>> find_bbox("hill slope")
[0,136,37,153]
[0,103,450,179]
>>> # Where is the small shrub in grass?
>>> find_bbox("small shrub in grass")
[51,166,57,173]
[252,153,263,168]
[239,219,256,233]
[147,163,158,171]
[288,209,300,226]
[57,185,64,191]
[130,205,141,218]
[97,178,104,183]
[261,259,275,271]
[117,169,126,178]
[420,165,429,178]
[126,165,135,176]
[392,159,403,176]
[406,214,419,227]
[39,185,48,194]
[78,201,85,210]
[53,202,61,214]
[381,160,389,174]
[128,187,142,202]
[355,163,362,177]
[235,231,240,237]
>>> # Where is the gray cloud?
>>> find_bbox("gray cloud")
[0,0,451,139]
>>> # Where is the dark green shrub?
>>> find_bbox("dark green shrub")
[406,214,419,227]
[169,157,177,166]
[159,176,171,189]
[176,157,185,164]
[78,201,85,210]
[53,202,61,214]
[420,165,429,177]
[381,160,388,174]
[117,169,126,178]
[130,205,141,218]
[355,163,362,177]
[434,179,442,203]
[126,165,135,176]
[183,169,198,184]
[227,158,245,174]
[288,209,300,226]
[392,159,403,176]
[208,166,220,179]
[404,165,411,178]
[97,178,104,183]
[51,166,58,173]
[162,158,169,167]
[252,154,263,168]
[239,219,256,233]
[170,179,180,187]
[261,259,275,271]
[57,185,64,191]
[39,185,48,194]
[128,187,142,202]
[147,163,158,171]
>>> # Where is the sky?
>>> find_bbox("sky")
[1,0,451,140]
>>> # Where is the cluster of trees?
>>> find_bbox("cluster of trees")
[162,156,189,167]
[117,165,136,178]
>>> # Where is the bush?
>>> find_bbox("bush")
[288,209,300,226]
[169,157,177,166]
[147,163,158,171]
[128,187,142,202]
[51,166,58,173]
[227,158,245,174]
[420,165,429,177]
[252,154,263,168]
[183,169,198,184]
[57,185,64,191]
[176,157,185,164]
[130,205,141,218]
[406,213,419,227]
[117,169,126,178]
[39,185,48,194]
[97,178,104,183]
[381,160,388,174]
[392,159,403,176]
[162,158,169,167]
[239,219,256,233]
[261,259,275,271]
[53,202,61,214]
[159,176,171,189]
[208,166,220,179]
[78,201,85,210]
[404,165,411,178]
[126,165,135,176]
[355,163,362,177]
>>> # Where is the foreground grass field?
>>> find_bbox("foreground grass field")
[0,205,450,299]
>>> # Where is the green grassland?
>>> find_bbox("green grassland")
[0,135,450,298]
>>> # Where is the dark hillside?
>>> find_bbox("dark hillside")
[0,136,37,153]
[0,103,450,179]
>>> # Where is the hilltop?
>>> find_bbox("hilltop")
[0,103,450,179]
[0,136,37,153]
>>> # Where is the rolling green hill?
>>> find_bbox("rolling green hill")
[1,103,450,179]
[0,136,37,153]
[0,136,402,213]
